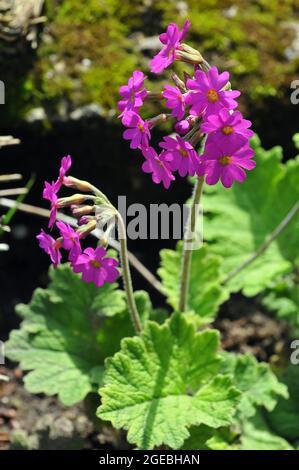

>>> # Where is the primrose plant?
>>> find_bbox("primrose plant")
[37,19,255,321]
[8,20,294,451]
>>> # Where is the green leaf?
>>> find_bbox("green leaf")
[293,133,299,150]
[181,424,239,450]
[202,135,299,295]
[98,313,240,449]
[45,261,126,318]
[5,264,126,406]
[207,428,239,450]
[180,425,215,450]
[241,410,294,450]
[158,243,228,324]
[267,365,299,441]
[262,276,299,336]
[97,290,153,362]
[222,353,288,419]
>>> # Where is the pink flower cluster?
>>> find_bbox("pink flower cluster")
[37,156,119,287]
[118,20,255,189]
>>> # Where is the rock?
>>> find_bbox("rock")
[70,103,104,121]
[25,106,46,123]
[0,0,45,54]
[10,430,39,450]
[284,21,299,60]
[132,33,161,51]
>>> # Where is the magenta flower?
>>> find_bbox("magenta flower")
[123,112,151,149]
[118,71,147,115]
[201,109,253,147]
[159,135,200,177]
[175,119,190,135]
[56,221,81,261]
[162,85,186,120]
[55,155,72,191]
[43,180,56,200]
[141,146,175,189]
[150,20,190,74]
[72,246,119,287]
[43,181,58,228]
[36,230,62,268]
[186,66,240,117]
[198,140,256,188]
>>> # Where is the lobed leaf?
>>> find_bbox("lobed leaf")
[222,352,288,420]
[158,243,228,324]
[6,264,128,405]
[98,313,240,449]
[241,411,294,450]
[202,135,299,295]
[267,365,299,441]
[262,276,299,336]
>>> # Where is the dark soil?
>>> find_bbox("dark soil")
[0,365,131,451]
[216,294,291,362]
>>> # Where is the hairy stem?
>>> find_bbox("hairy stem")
[179,175,204,312]
[179,133,207,312]
[117,212,143,334]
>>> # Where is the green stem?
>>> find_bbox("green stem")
[117,212,143,334]
[178,175,204,312]
[179,134,207,312]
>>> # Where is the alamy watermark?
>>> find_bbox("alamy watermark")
[95,196,203,250]
[290,80,299,104]
[290,339,299,365]
[0,341,4,365]
[0,80,5,104]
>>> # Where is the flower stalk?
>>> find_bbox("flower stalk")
[117,211,143,334]
[179,175,204,313]
[179,134,207,313]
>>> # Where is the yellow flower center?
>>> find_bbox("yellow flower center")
[207,89,219,103]
[54,240,62,250]
[91,260,101,269]
[219,155,232,166]
[179,148,188,157]
[168,47,174,59]
[222,125,234,135]
[137,123,145,133]
[155,158,164,167]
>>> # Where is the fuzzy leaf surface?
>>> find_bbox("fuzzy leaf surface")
[5,264,126,405]
[98,313,240,449]
[158,244,228,323]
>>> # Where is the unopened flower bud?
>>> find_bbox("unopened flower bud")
[189,129,203,147]
[148,113,170,129]
[145,91,164,101]
[175,44,204,65]
[171,73,187,93]
[63,176,95,193]
[183,71,192,84]
[57,194,92,208]
[72,205,95,217]
[78,215,95,226]
[98,236,109,248]
[175,119,190,135]
[77,219,97,238]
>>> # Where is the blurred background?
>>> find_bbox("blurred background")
[0,0,299,347]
